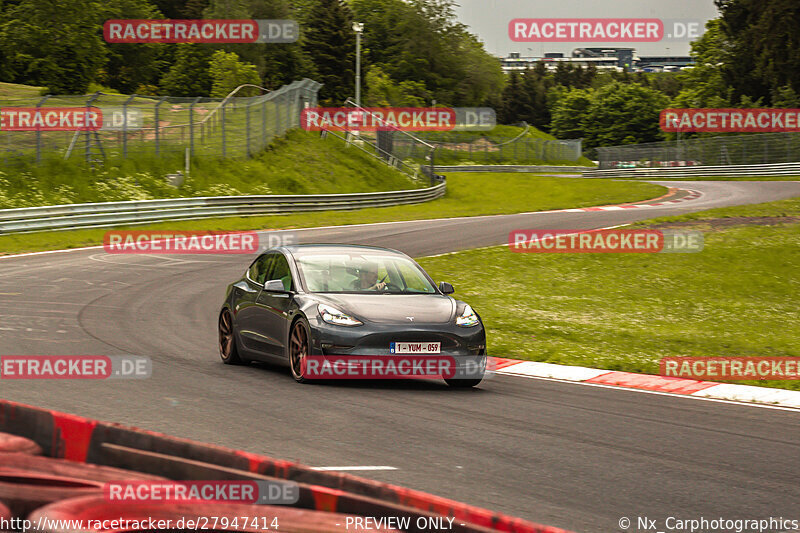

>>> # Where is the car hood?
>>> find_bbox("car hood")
[315,293,455,324]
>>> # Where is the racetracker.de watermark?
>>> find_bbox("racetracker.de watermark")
[103,231,296,254]
[300,107,496,131]
[0,356,151,379]
[105,480,299,505]
[660,357,800,381]
[661,108,800,133]
[104,19,298,43]
[509,229,704,253]
[509,18,704,42]
[0,107,142,131]
[302,355,488,380]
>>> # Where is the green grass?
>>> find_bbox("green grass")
[0,81,46,99]
[418,196,800,390]
[0,173,666,255]
[0,130,419,208]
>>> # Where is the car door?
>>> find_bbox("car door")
[235,253,274,356]
[251,252,295,358]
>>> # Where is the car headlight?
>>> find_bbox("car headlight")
[318,304,362,326]
[456,304,480,327]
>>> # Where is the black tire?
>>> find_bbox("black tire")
[445,378,483,388]
[288,318,311,383]
[218,309,243,365]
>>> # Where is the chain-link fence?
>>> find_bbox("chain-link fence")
[0,78,322,167]
[409,131,583,165]
[597,131,800,170]
[319,99,438,182]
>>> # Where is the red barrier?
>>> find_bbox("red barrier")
[0,453,165,517]
[30,495,401,533]
[0,432,41,455]
[0,399,571,533]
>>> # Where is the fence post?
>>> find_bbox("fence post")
[246,99,251,157]
[154,96,167,156]
[122,94,136,159]
[262,95,268,149]
[221,99,227,158]
[84,92,101,165]
[276,94,282,134]
[35,95,51,164]
[189,97,200,158]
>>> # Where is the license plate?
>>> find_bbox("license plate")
[390,342,441,354]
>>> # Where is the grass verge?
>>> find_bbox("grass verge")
[418,196,800,390]
[0,130,419,208]
[0,173,666,255]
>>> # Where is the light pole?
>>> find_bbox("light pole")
[352,22,363,107]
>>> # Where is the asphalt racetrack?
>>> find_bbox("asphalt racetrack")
[1,180,799,532]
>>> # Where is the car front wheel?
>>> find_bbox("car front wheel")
[289,318,311,383]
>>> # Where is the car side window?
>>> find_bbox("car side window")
[248,254,273,285]
[266,253,294,291]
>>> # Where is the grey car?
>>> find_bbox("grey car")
[218,244,487,387]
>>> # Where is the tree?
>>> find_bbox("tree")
[152,0,209,18]
[364,65,428,106]
[204,0,314,89]
[349,0,502,106]
[671,19,734,108]
[715,0,800,105]
[301,0,355,104]
[520,64,552,129]
[208,49,261,97]
[97,0,167,94]
[0,0,106,93]
[549,88,594,140]
[159,44,214,96]
[499,71,530,124]
[582,81,669,150]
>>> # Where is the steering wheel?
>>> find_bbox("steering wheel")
[382,282,402,291]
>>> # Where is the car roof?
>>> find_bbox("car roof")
[281,243,406,256]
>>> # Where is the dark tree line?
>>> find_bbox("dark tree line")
[0,0,503,107]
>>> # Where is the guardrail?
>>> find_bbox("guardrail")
[0,181,446,234]
[582,161,800,178]
[435,165,591,173]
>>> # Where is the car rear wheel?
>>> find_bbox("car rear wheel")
[219,310,243,365]
[289,318,311,383]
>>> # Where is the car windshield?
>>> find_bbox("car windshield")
[294,253,437,294]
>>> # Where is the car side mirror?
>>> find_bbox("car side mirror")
[264,279,287,292]
[438,281,455,295]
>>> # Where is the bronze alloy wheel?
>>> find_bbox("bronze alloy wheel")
[218,310,242,364]
[289,319,310,382]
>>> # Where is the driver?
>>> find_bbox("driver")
[353,261,387,291]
